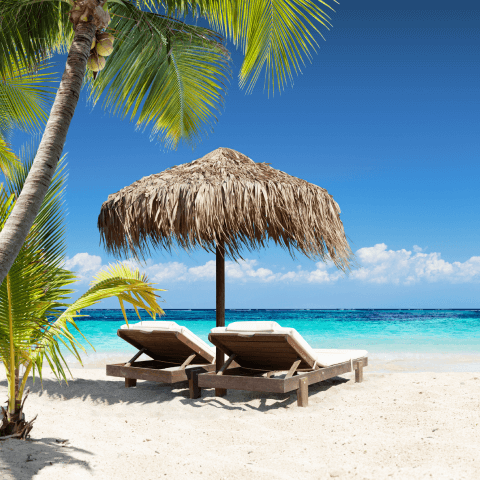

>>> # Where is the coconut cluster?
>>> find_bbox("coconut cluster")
[87,33,114,73]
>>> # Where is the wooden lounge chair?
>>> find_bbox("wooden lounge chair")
[106,321,216,399]
[197,321,368,407]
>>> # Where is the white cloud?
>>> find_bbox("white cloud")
[65,253,103,282]
[350,243,480,285]
[65,244,480,286]
[226,259,276,282]
[189,260,216,280]
[277,261,340,284]
[147,261,189,282]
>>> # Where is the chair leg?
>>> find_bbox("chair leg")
[189,371,202,399]
[355,360,364,383]
[125,378,137,388]
[215,352,227,397]
[296,377,308,407]
[215,388,227,397]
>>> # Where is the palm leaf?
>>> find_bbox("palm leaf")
[32,263,165,379]
[88,2,231,148]
[0,0,71,77]
[0,138,20,178]
[202,0,337,94]
[0,58,56,135]
[0,57,56,177]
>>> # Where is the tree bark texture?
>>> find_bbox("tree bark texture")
[0,21,96,287]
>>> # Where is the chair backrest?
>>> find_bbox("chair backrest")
[119,327,214,364]
[208,332,316,371]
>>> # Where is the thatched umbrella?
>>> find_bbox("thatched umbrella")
[98,148,353,386]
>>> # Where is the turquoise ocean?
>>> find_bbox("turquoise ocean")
[70,309,480,372]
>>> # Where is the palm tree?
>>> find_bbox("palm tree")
[0,0,337,287]
[0,150,165,439]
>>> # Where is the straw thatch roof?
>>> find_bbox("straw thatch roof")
[98,148,353,270]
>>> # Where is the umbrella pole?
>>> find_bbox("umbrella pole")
[215,240,227,397]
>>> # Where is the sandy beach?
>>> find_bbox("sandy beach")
[1,363,480,480]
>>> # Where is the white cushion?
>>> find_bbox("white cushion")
[122,321,214,359]
[211,323,368,368]
[225,321,281,332]
[121,321,177,330]
[313,349,368,367]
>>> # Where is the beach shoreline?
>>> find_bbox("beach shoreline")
[1,366,479,479]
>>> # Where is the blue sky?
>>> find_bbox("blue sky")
[12,0,480,308]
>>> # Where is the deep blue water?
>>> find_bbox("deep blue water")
[71,309,480,359]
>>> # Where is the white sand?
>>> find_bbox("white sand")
[1,366,480,479]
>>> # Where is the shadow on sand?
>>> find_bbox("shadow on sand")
[0,437,92,480]
[1,373,350,412]
[185,376,350,411]
[0,374,350,478]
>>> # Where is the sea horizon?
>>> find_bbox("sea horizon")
[82,307,480,312]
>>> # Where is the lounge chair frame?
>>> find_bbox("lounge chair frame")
[106,329,216,399]
[197,332,368,407]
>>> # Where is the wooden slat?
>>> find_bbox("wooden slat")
[107,363,182,383]
[286,336,315,368]
[180,354,196,369]
[198,371,288,393]
[176,332,214,363]
[106,362,215,385]
[217,354,237,375]
[219,367,269,377]
[125,348,147,367]
[284,361,352,391]
[130,360,179,369]
[285,359,301,379]
[208,333,313,370]
[118,329,214,364]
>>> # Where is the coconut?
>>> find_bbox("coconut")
[91,37,96,50]
[96,39,114,57]
[87,55,106,72]
[97,33,114,43]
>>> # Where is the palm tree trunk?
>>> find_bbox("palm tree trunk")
[0,21,96,287]
[6,273,15,417]
[14,368,20,412]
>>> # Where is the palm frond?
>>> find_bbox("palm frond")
[0,57,56,177]
[89,263,165,321]
[0,58,56,135]
[0,138,20,178]
[32,262,166,378]
[203,0,337,94]
[0,0,72,77]
[88,2,231,148]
